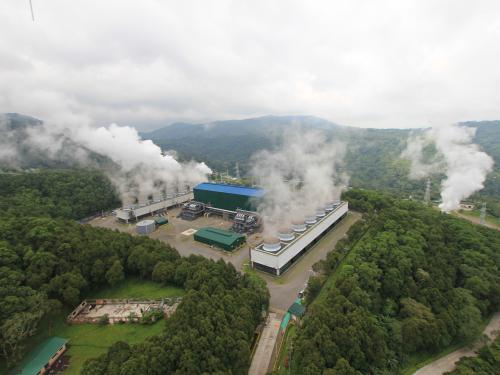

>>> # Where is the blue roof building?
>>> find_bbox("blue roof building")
[194,183,265,211]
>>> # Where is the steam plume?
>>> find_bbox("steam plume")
[250,129,347,235]
[0,115,211,205]
[402,124,494,212]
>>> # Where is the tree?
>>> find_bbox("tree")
[152,261,175,284]
[106,260,124,286]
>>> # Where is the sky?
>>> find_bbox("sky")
[1,0,500,130]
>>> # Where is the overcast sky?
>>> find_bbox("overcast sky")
[1,1,500,130]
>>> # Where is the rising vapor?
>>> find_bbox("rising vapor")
[402,124,494,212]
[0,115,211,204]
[250,129,347,236]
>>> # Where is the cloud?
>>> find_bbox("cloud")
[1,0,500,129]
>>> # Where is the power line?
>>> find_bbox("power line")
[29,0,35,22]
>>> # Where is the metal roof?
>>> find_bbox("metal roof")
[288,301,305,317]
[15,337,68,375]
[194,183,265,198]
[194,227,245,246]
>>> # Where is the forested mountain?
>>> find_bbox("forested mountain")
[291,189,500,374]
[3,113,499,216]
[0,170,268,373]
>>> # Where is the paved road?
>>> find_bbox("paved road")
[414,312,500,375]
[261,212,361,311]
[248,312,282,375]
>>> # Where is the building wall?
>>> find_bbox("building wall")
[193,189,259,211]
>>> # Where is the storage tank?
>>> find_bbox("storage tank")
[136,219,156,235]
[292,219,307,233]
[316,207,326,218]
[325,202,335,212]
[305,215,317,225]
[278,227,295,242]
[262,236,282,252]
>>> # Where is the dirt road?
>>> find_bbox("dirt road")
[453,211,500,231]
[413,312,500,375]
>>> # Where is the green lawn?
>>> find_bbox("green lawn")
[1,279,183,375]
[39,315,166,375]
[275,324,297,374]
[458,209,500,228]
[87,278,184,299]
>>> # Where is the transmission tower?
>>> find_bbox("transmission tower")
[480,203,487,226]
[424,178,431,205]
[235,162,240,180]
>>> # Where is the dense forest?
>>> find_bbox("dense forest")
[445,336,500,374]
[291,189,500,374]
[0,170,268,373]
[0,169,119,219]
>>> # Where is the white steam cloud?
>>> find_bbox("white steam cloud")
[250,129,347,236]
[0,116,211,205]
[402,124,494,212]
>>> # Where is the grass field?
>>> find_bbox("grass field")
[275,324,297,374]
[37,314,166,375]
[456,209,500,229]
[1,279,183,375]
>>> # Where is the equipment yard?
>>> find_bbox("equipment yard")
[68,298,181,324]
[89,206,264,270]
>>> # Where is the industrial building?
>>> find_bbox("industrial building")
[180,201,206,220]
[115,191,193,222]
[193,183,265,211]
[194,227,246,251]
[250,201,348,276]
[13,337,68,375]
[232,209,262,234]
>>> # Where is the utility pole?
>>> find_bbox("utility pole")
[424,178,431,205]
[480,203,487,226]
[235,162,240,180]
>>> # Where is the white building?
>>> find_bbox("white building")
[115,191,193,222]
[250,201,348,276]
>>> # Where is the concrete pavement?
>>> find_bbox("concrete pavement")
[248,312,282,375]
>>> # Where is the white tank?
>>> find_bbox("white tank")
[262,237,282,252]
[305,215,317,225]
[278,228,295,242]
[316,207,326,218]
[136,219,156,235]
[292,220,307,233]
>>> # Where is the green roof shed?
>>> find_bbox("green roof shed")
[13,337,68,375]
[154,217,168,225]
[194,227,246,251]
[288,301,305,318]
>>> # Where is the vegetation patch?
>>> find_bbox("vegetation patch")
[87,278,184,300]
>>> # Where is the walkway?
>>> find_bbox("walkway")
[248,312,282,375]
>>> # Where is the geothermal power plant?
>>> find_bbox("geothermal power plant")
[113,182,348,276]
[250,201,348,275]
